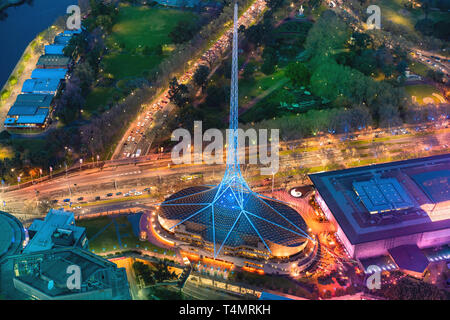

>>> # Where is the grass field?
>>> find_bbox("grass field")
[85,5,198,110]
[409,61,432,77]
[379,0,448,32]
[77,214,172,255]
[104,5,198,79]
[404,84,441,104]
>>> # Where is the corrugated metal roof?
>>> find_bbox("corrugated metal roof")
[45,44,65,55]
[31,68,67,80]
[22,78,60,94]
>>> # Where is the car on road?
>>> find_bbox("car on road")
[124,193,130,197]
[77,197,84,201]
[134,191,143,196]
[95,196,101,201]
[116,192,122,196]
[106,193,113,197]
[63,199,70,202]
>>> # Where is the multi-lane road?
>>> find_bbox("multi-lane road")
[112,0,268,160]
[2,122,449,220]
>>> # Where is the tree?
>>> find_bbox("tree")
[305,10,350,61]
[381,277,447,300]
[193,65,210,90]
[415,18,434,36]
[73,61,95,95]
[205,84,229,108]
[168,77,190,107]
[57,77,84,124]
[378,104,402,129]
[285,62,310,87]
[350,32,373,53]
[169,20,201,44]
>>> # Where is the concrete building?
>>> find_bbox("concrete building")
[3,247,131,300]
[309,154,450,274]
[24,209,88,254]
[0,209,131,300]
[0,211,24,264]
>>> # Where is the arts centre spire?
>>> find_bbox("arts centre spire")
[158,2,313,259]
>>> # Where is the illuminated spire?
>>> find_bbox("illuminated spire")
[158,2,313,259]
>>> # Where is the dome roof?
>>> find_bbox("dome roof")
[160,186,310,256]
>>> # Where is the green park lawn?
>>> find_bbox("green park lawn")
[104,5,198,79]
[379,0,448,32]
[77,215,173,256]
[409,61,432,77]
[404,84,441,105]
[85,5,199,111]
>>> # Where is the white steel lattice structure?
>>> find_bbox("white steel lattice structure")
[158,3,313,259]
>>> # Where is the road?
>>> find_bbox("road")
[112,0,268,160]
[2,122,449,219]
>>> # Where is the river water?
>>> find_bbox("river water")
[0,0,77,89]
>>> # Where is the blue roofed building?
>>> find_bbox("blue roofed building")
[24,209,88,254]
[31,68,68,81]
[13,93,54,108]
[5,105,49,129]
[36,54,71,69]
[54,34,73,46]
[4,94,53,129]
[45,44,66,55]
[21,78,61,95]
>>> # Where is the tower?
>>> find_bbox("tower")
[158,2,313,259]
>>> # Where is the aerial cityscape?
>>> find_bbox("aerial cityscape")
[0,0,449,305]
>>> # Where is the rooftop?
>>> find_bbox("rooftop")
[353,177,414,213]
[44,44,65,55]
[0,211,24,263]
[388,244,430,274]
[24,209,86,253]
[36,55,71,68]
[31,68,68,80]
[10,247,131,300]
[14,94,54,108]
[21,78,60,94]
[309,154,450,244]
[54,35,72,46]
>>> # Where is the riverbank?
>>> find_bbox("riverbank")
[0,23,63,131]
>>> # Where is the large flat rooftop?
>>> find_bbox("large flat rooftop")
[309,154,450,245]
